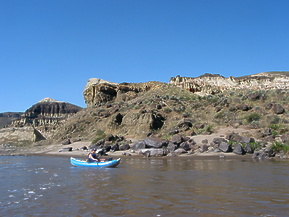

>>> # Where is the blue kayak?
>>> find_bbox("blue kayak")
[70,157,121,168]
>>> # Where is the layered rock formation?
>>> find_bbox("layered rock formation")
[13,98,82,127]
[169,71,289,95]
[4,98,83,145]
[83,78,164,107]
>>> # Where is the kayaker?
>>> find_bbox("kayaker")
[88,149,105,162]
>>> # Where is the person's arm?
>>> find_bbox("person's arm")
[91,153,99,161]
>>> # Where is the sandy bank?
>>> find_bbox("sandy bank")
[3,140,253,161]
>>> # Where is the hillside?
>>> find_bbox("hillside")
[2,72,289,158]
[53,82,289,144]
[0,112,23,128]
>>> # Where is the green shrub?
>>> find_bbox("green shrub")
[271,141,289,154]
[206,125,212,133]
[269,124,281,131]
[269,124,289,135]
[91,130,106,144]
[245,113,261,123]
[246,142,262,151]
[270,116,280,124]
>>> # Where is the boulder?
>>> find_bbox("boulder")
[177,119,193,131]
[167,142,177,152]
[226,133,242,142]
[61,139,71,145]
[110,143,119,152]
[233,143,244,155]
[273,104,285,114]
[179,142,191,151]
[139,148,167,157]
[59,147,72,152]
[119,143,130,151]
[253,151,269,160]
[81,146,88,150]
[130,140,146,151]
[174,148,187,154]
[240,137,255,144]
[144,137,168,148]
[219,142,231,152]
[243,144,253,154]
[142,150,151,157]
[248,93,262,101]
[166,153,179,157]
[199,144,208,153]
[212,137,227,145]
[72,138,82,143]
[237,104,252,111]
[191,144,200,151]
[105,134,115,141]
[202,139,208,144]
[171,135,183,145]
[186,138,196,146]
[265,147,275,157]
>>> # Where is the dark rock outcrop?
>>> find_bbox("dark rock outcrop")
[13,98,82,128]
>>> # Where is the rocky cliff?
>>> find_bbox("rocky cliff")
[13,97,82,128]
[83,78,165,108]
[2,98,83,146]
[169,71,289,95]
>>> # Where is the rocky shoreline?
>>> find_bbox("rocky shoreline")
[1,127,288,161]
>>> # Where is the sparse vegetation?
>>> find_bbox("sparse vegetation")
[91,130,106,144]
[55,86,289,143]
[271,141,289,154]
[245,113,262,123]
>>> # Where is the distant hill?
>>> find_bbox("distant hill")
[0,112,23,128]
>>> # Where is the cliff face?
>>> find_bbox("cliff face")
[8,97,82,143]
[169,72,289,95]
[0,98,82,147]
[13,98,82,128]
[84,72,289,107]
[83,78,164,108]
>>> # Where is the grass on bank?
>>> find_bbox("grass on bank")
[271,141,289,154]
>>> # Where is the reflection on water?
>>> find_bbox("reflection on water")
[0,156,289,216]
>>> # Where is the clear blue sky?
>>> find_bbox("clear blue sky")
[1,0,289,112]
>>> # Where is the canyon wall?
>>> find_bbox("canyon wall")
[169,72,289,95]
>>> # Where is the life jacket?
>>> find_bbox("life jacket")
[87,152,99,162]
